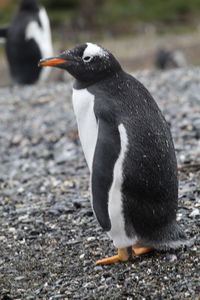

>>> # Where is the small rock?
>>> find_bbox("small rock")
[50,295,66,300]
[14,276,25,281]
[87,236,96,242]
[189,209,199,217]
[166,254,177,262]
[79,253,85,259]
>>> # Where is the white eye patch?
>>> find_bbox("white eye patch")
[83,55,93,62]
[82,43,107,62]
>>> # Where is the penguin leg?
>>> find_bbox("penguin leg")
[95,247,131,265]
[132,247,153,256]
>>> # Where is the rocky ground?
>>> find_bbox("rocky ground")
[0,68,199,299]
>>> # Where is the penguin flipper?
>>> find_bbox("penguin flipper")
[92,118,121,231]
[0,26,8,41]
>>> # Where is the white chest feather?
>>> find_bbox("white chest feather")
[72,88,98,171]
[108,124,138,248]
[25,7,53,80]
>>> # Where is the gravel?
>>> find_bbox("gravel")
[0,68,199,299]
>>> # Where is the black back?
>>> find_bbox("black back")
[19,0,39,11]
[87,71,178,241]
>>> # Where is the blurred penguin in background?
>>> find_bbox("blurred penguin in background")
[0,0,53,84]
[155,48,187,70]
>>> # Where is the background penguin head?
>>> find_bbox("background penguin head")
[39,43,122,83]
[19,0,39,11]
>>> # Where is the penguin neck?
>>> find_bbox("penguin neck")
[74,68,123,90]
[19,0,39,11]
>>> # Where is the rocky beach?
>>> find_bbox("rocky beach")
[0,68,199,299]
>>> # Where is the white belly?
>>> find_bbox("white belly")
[25,6,53,81]
[72,92,136,248]
[108,124,138,248]
[72,88,98,172]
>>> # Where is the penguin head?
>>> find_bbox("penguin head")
[19,0,39,11]
[39,43,122,83]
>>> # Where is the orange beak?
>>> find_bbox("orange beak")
[38,58,68,67]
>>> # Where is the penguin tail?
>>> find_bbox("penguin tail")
[142,221,192,250]
[156,222,193,250]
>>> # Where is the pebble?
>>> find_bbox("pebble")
[87,236,96,242]
[189,208,200,217]
[14,276,26,281]
[50,295,66,299]
[166,254,178,262]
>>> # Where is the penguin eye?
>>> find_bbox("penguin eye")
[83,56,92,62]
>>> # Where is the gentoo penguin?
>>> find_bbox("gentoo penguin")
[155,48,187,70]
[39,43,187,264]
[4,0,53,84]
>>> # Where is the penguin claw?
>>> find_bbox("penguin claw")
[95,255,122,265]
[132,247,153,256]
[95,248,130,265]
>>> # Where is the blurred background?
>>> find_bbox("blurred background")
[1,0,200,85]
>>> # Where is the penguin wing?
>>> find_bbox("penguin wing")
[0,26,8,42]
[91,118,121,231]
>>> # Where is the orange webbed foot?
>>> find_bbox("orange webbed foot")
[95,247,131,265]
[132,247,153,256]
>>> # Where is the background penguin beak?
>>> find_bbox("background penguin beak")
[38,57,68,67]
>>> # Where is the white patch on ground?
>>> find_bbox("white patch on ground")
[107,124,138,248]
[25,6,53,81]
[72,88,98,172]
[83,43,107,59]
